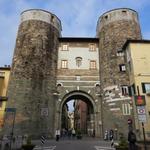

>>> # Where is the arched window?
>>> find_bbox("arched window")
[75,57,82,67]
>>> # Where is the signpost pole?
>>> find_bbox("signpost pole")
[137,86,147,150]
[142,122,147,150]
[10,110,16,150]
[5,108,16,150]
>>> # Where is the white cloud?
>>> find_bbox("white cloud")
[0,0,150,66]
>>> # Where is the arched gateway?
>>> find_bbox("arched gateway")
[55,90,98,136]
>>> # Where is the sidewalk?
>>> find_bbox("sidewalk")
[0,136,23,150]
[136,143,150,150]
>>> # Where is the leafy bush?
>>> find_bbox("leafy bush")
[26,136,32,145]
[116,133,128,149]
[76,130,82,139]
[76,130,81,135]
[22,135,35,150]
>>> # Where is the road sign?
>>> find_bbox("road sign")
[5,108,16,112]
[134,95,146,106]
[138,114,147,123]
[137,106,146,115]
[41,108,48,116]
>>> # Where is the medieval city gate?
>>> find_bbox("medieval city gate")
[4,8,142,138]
[55,90,102,137]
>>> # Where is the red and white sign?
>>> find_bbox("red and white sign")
[137,106,146,115]
[127,119,132,124]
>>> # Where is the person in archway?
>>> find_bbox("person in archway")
[109,129,114,147]
[92,129,95,138]
[104,130,109,140]
[55,128,60,141]
[68,128,72,139]
[72,128,76,139]
[61,128,67,139]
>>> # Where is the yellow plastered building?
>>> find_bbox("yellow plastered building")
[123,40,150,140]
[0,66,10,129]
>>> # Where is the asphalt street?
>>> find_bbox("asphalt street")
[32,138,115,150]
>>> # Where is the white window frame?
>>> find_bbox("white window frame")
[122,103,131,115]
[89,44,96,51]
[61,60,68,69]
[121,85,129,95]
[76,75,81,81]
[145,83,150,93]
[119,64,126,72]
[142,82,150,94]
[90,60,97,69]
[62,44,69,51]
[117,51,124,57]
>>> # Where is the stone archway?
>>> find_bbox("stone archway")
[55,90,102,137]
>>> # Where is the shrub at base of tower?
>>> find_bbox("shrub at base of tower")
[115,133,128,150]
[22,136,35,150]
[76,130,82,139]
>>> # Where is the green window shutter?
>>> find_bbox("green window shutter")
[141,83,146,93]
[132,84,136,95]
[128,86,132,96]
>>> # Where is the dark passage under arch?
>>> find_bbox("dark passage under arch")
[60,90,95,137]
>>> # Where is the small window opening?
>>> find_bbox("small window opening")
[104,15,108,19]
[122,10,127,14]
[121,85,129,95]
[76,75,81,81]
[51,15,54,23]
[57,83,62,87]
[122,10,127,13]
[119,64,126,72]
[95,83,100,87]
[62,44,68,51]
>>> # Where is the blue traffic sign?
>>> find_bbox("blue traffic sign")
[5,108,16,112]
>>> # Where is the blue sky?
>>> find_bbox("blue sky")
[0,0,150,66]
[67,100,74,112]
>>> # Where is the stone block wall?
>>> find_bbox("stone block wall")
[5,10,61,138]
[97,8,142,136]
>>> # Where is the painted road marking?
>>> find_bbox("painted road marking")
[94,146,115,150]
[33,146,56,150]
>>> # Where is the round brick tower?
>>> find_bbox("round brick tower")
[5,9,61,138]
[97,8,142,135]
